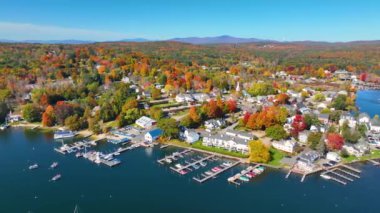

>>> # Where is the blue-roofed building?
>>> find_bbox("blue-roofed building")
[145,128,163,143]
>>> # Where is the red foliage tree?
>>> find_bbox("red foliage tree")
[42,105,55,127]
[291,114,307,137]
[226,99,237,113]
[326,133,344,150]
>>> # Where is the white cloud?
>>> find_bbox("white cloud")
[0,22,130,41]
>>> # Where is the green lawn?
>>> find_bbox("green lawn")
[267,148,285,166]
[153,102,181,108]
[342,150,380,163]
[165,139,191,148]
[191,141,248,158]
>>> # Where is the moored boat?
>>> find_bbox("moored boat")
[50,162,59,169]
[29,163,39,170]
[54,130,76,140]
[51,174,62,181]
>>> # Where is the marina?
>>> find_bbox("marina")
[320,165,361,185]
[193,161,240,183]
[227,164,265,185]
[157,149,192,164]
[170,154,215,174]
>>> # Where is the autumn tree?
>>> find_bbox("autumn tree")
[248,140,270,163]
[42,105,55,127]
[326,133,344,151]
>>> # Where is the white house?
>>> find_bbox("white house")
[144,128,163,143]
[181,129,199,144]
[326,152,341,162]
[342,143,369,157]
[7,112,22,123]
[370,118,380,132]
[225,130,255,141]
[135,116,156,129]
[358,113,370,124]
[272,139,298,153]
[339,113,357,128]
[202,133,249,153]
[298,131,310,144]
[204,119,226,130]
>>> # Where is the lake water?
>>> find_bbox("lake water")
[1,128,380,213]
[356,90,380,117]
[0,90,379,213]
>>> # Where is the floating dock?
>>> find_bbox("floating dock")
[193,161,240,183]
[170,155,215,173]
[157,149,192,165]
[368,159,380,166]
[321,164,361,185]
[228,164,262,185]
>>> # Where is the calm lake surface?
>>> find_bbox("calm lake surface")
[0,90,380,213]
[356,90,380,117]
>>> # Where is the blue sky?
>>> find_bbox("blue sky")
[0,0,379,41]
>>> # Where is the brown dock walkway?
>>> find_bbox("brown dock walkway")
[193,161,240,183]
[170,155,214,173]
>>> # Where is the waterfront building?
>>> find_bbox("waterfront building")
[272,139,298,153]
[136,116,156,129]
[180,129,199,144]
[202,133,249,153]
[326,152,341,162]
[370,118,380,132]
[145,128,163,143]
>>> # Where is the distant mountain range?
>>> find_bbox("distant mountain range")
[1,36,379,45]
[169,35,273,44]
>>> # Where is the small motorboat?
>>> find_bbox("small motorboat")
[179,170,187,175]
[205,171,214,176]
[50,174,61,181]
[320,174,331,180]
[50,162,59,169]
[175,164,182,169]
[200,161,207,167]
[211,167,221,172]
[164,158,172,164]
[29,163,39,170]
[192,164,200,170]
[76,152,83,158]
[239,175,250,182]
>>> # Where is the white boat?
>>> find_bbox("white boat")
[29,163,39,170]
[165,158,172,163]
[320,173,331,180]
[175,163,182,169]
[50,162,59,169]
[54,130,76,139]
[51,174,61,181]
[113,152,120,156]
[0,123,9,130]
[200,161,207,167]
[76,152,83,158]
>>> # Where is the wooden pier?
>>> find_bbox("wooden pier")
[228,164,261,185]
[368,159,380,166]
[170,155,215,173]
[193,161,240,183]
[341,164,361,173]
[160,144,170,149]
[321,164,361,185]
[157,149,192,164]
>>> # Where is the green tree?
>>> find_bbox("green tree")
[313,92,326,102]
[265,125,288,140]
[247,82,276,97]
[157,118,179,139]
[249,140,270,163]
[22,104,42,122]
[331,95,347,110]
[149,106,164,120]
[0,89,11,102]
[307,132,322,150]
